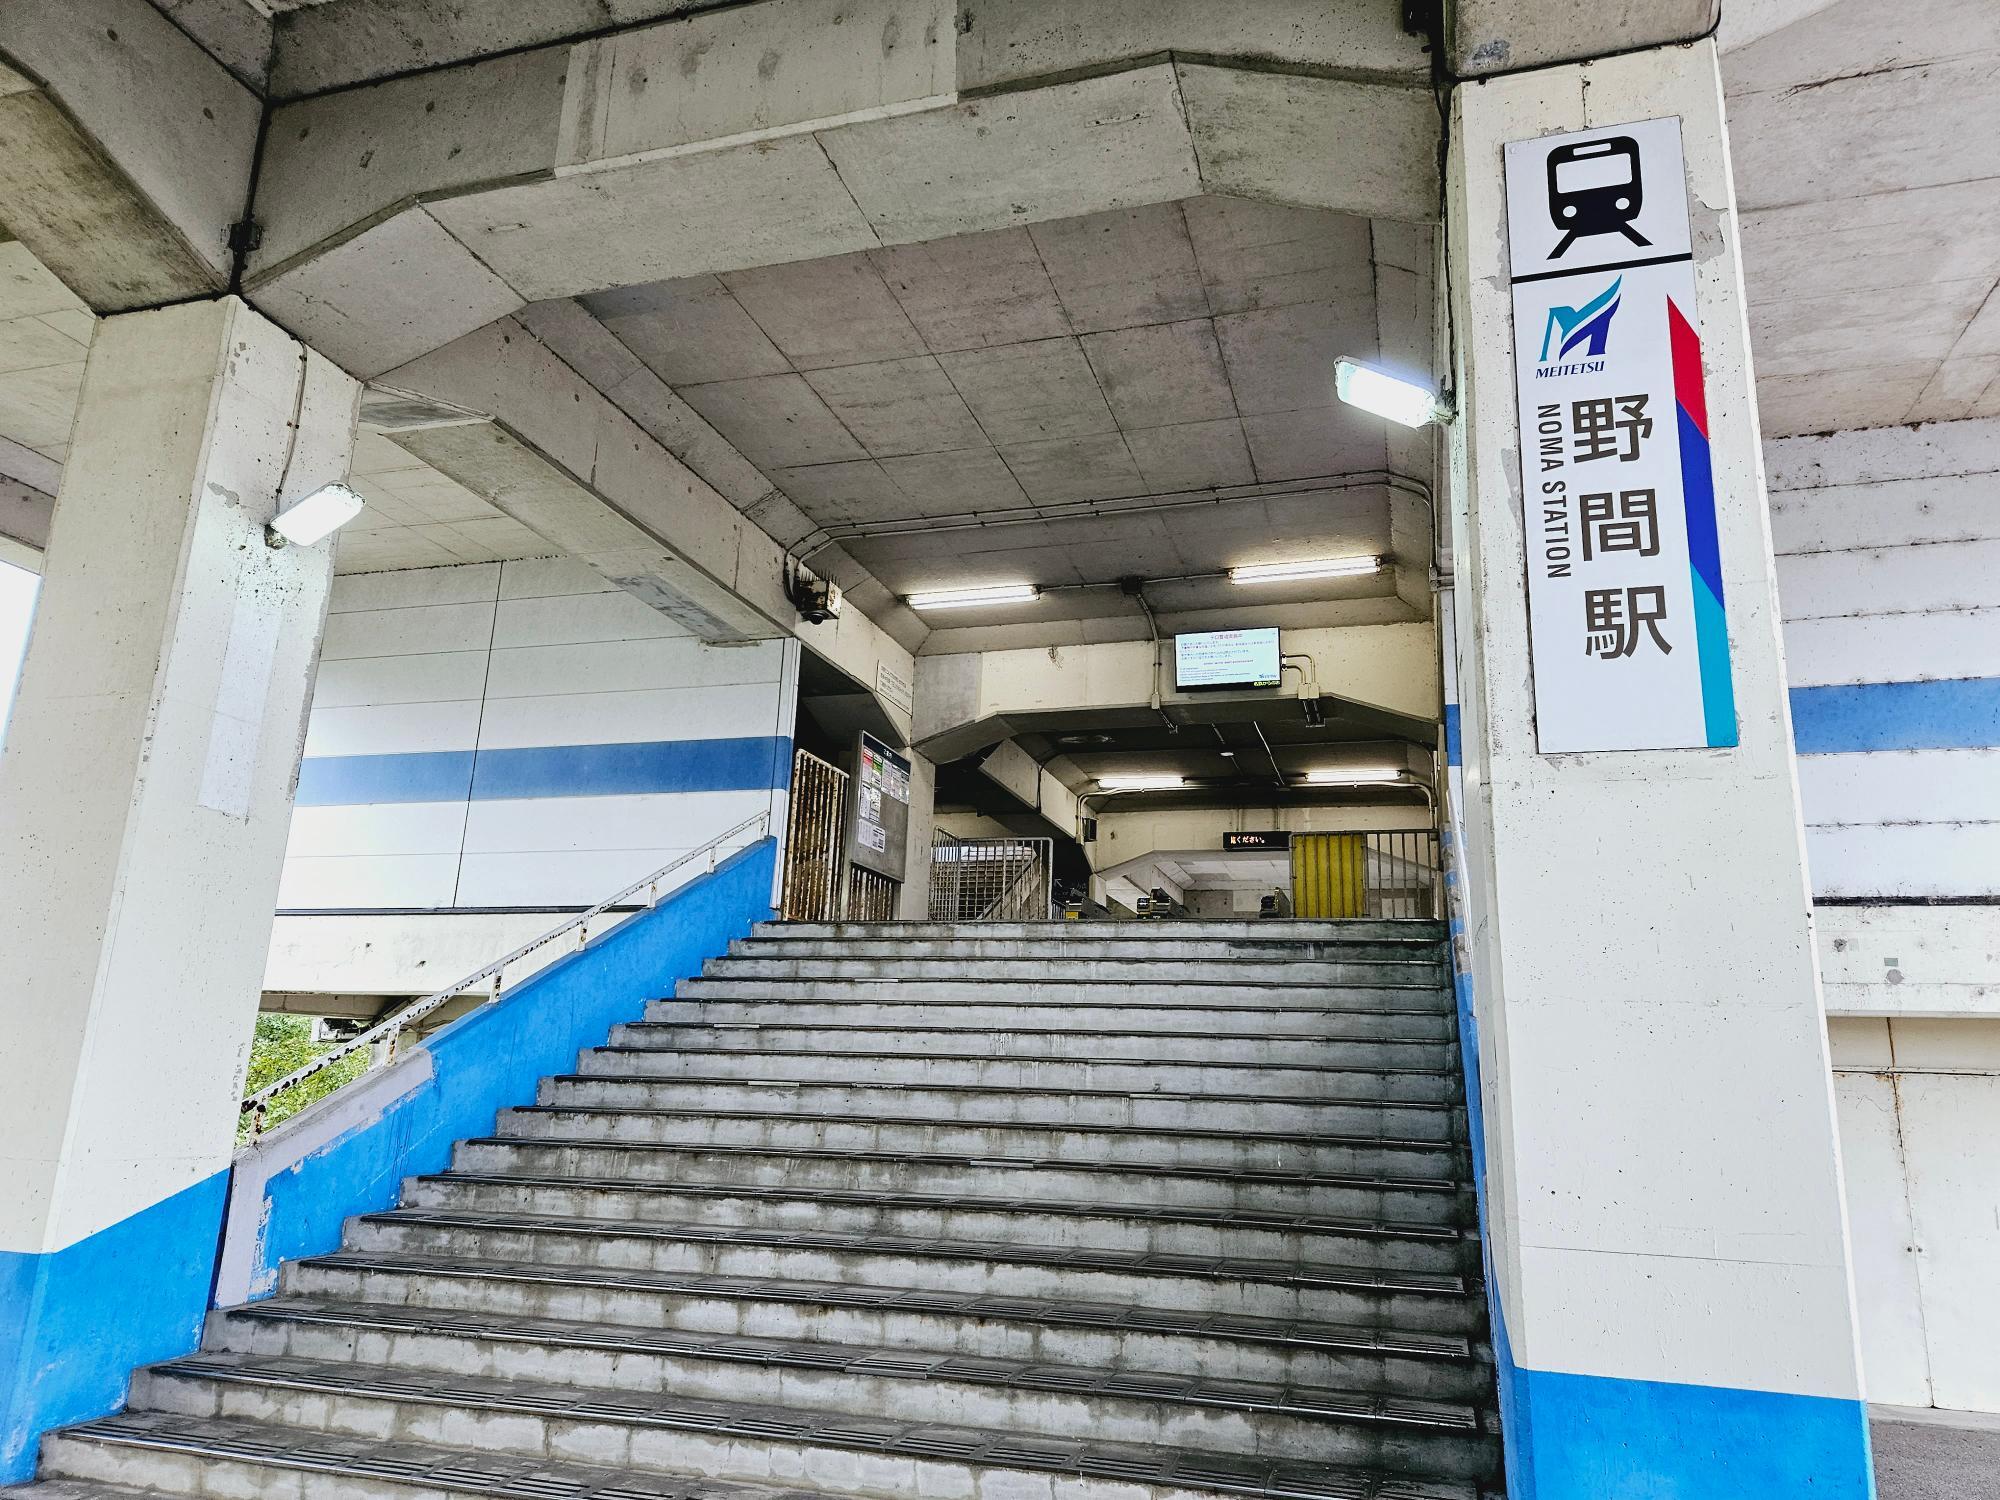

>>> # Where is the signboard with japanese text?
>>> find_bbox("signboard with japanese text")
[1504,116,1737,753]
[1175,628,1281,691]
[1223,831,1292,851]
[843,731,911,882]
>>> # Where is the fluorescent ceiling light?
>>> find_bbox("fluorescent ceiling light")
[1334,357,1446,428]
[907,583,1040,611]
[267,482,366,548]
[1304,766,1407,785]
[1098,774,1185,792]
[1230,555,1381,585]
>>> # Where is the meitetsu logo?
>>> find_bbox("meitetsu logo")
[1537,277,1622,377]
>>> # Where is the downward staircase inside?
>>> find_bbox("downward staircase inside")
[17,919,1501,1500]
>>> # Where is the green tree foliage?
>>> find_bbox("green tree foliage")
[237,1013,371,1141]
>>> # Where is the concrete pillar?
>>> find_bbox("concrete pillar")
[0,297,357,1480]
[1445,40,1874,1496]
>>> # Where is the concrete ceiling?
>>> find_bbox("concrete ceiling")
[0,236,555,575]
[557,194,1434,648]
[1727,0,2000,434]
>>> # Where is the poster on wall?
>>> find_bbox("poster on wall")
[843,731,911,882]
[1503,115,1737,753]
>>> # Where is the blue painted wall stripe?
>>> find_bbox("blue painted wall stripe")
[296,736,791,807]
[1444,703,1463,768]
[1790,677,2000,754]
[0,1171,231,1483]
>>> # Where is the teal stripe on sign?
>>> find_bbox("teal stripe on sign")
[1690,572,1737,747]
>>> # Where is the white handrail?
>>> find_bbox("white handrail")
[241,810,771,1136]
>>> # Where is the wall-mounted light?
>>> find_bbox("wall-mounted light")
[1230,555,1382,585]
[1097,774,1185,792]
[1334,357,1450,428]
[1304,766,1408,785]
[266,482,366,548]
[907,583,1040,611]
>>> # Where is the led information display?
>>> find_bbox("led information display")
[1174,628,1281,691]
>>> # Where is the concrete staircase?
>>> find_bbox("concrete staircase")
[16,919,1502,1500]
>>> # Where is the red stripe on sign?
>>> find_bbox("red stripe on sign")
[1667,298,1708,439]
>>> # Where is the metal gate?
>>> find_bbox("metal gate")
[929,832,1054,921]
[780,748,848,921]
[1291,829,1441,919]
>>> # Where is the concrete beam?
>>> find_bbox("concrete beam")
[0,0,258,309]
[1446,0,1718,78]
[0,473,53,571]
[234,1,1438,377]
[378,316,920,738]
[914,622,1441,760]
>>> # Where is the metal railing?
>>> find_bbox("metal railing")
[781,748,848,921]
[929,832,1054,921]
[1288,828,1441,920]
[240,810,771,1137]
[1361,828,1442,919]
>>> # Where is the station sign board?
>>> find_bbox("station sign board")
[1503,115,1737,753]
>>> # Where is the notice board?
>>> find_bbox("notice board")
[844,731,911,882]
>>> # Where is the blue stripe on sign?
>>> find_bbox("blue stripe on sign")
[1791,677,2000,754]
[295,737,791,807]
[1690,572,1738,748]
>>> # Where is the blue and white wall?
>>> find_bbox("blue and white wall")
[1773,416,2000,904]
[281,558,796,913]
[1770,415,2000,1417]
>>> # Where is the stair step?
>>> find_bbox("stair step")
[651,996,1460,1038]
[732,937,1441,963]
[675,976,1452,1009]
[576,1046,1464,1103]
[404,1173,1477,1274]
[33,1411,883,1500]
[217,1294,1494,1417]
[129,1354,1500,1488]
[523,1073,1464,1139]
[318,1211,1481,1330]
[755,920,1444,943]
[506,1100,1466,1176]
[609,1021,1452,1068]
[703,956,1444,988]
[447,1136,1473,1223]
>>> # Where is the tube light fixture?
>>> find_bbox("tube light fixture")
[266,482,366,548]
[1334,356,1448,428]
[1304,766,1407,785]
[906,583,1040,611]
[1097,774,1185,792]
[1230,555,1382,585]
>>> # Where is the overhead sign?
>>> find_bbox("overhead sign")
[1224,831,1292,851]
[1175,628,1281,691]
[1504,116,1737,753]
[844,731,911,882]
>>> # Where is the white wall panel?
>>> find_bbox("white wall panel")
[1770,473,2000,557]
[1817,906,2000,1019]
[1830,1071,1933,1407]
[320,601,496,659]
[311,651,490,709]
[277,853,462,909]
[1777,539,2000,621]
[1798,749,2000,826]
[484,638,785,698]
[329,563,500,613]
[497,556,617,600]
[455,848,718,907]
[491,590,691,649]
[460,791,770,855]
[304,700,485,757]
[1782,608,2000,688]
[1899,1070,2000,1411]
[475,683,785,750]
[1806,823,2000,900]
[284,802,470,860]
